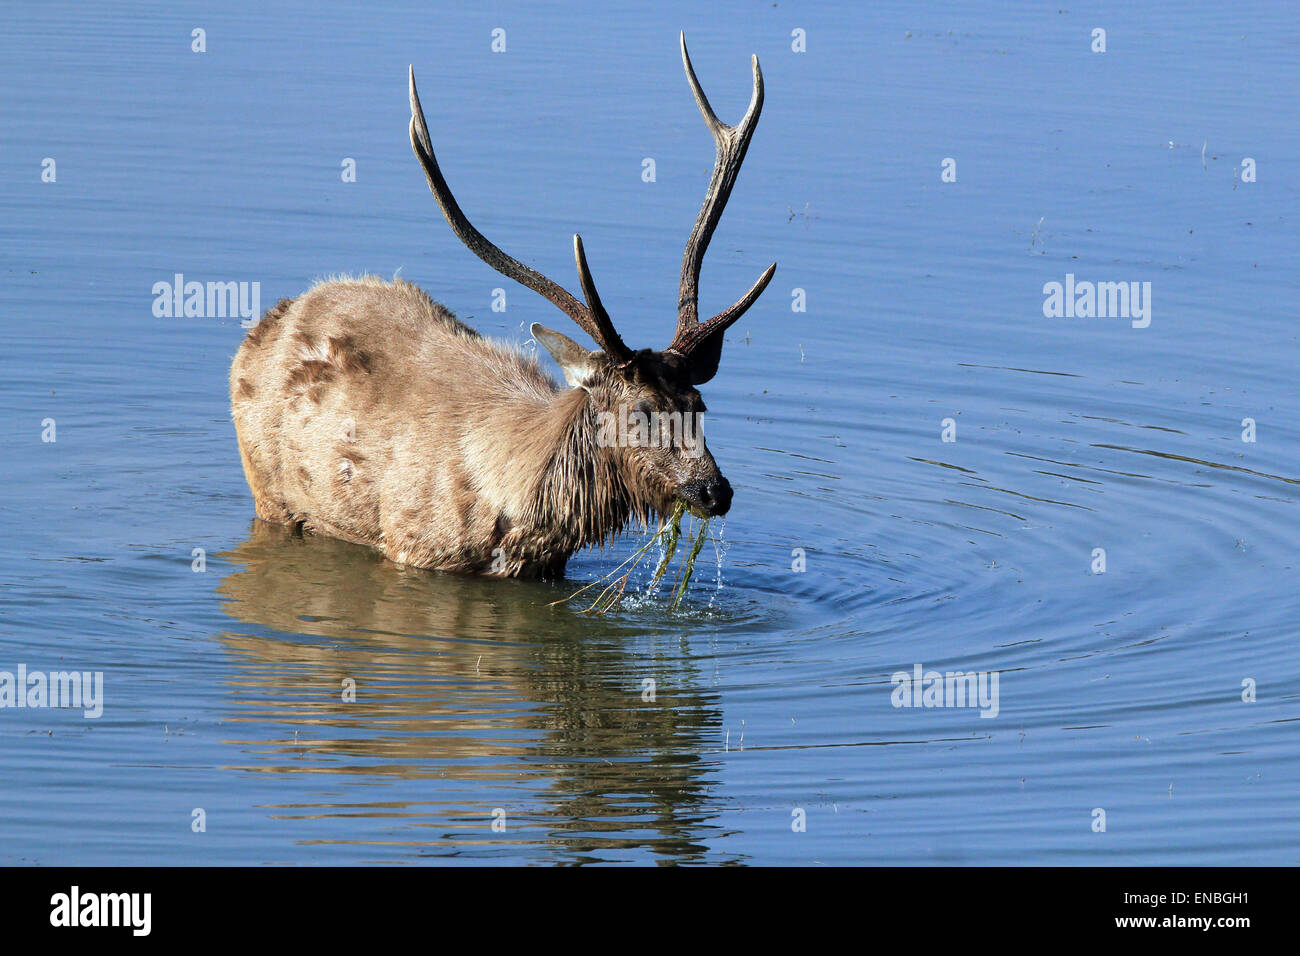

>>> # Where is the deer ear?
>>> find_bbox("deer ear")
[685,331,725,385]
[532,323,602,388]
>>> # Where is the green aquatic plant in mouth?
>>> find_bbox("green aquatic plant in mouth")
[551,500,713,614]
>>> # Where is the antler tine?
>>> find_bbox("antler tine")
[670,33,774,367]
[572,235,632,362]
[668,262,776,358]
[408,67,632,361]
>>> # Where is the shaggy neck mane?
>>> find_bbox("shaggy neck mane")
[529,387,659,550]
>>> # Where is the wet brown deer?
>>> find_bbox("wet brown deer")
[230,35,775,577]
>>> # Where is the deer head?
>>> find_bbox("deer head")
[408,34,775,519]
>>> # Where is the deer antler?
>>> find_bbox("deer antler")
[408,66,632,362]
[668,33,777,383]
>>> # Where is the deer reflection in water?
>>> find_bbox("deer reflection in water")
[214,519,732,861]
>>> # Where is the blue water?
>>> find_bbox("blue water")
[1,0,1297,864]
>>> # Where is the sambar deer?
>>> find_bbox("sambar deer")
[230,35,775,577]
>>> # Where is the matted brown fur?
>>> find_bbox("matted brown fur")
[230,276,714,577]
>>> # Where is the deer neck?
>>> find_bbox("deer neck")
[527,388,646,550]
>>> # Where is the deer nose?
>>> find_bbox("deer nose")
[682,477,733,517]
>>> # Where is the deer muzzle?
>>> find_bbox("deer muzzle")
[680,476,733,517]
